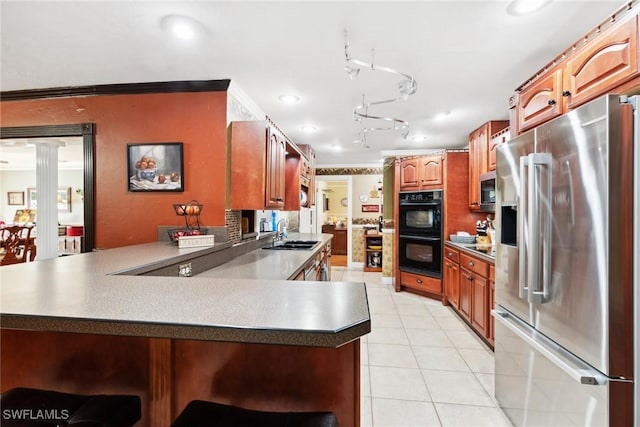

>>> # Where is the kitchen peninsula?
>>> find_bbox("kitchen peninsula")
[0,234,370,427]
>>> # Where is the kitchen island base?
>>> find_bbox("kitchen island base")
[0,329,361,427]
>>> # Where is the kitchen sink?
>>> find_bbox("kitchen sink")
[263,240,320,250]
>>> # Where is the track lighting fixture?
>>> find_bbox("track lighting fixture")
[343,30,417,145]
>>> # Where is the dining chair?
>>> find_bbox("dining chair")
[0,225,35,266]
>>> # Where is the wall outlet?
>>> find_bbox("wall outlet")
[178,262,192,277]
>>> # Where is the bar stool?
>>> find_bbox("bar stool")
[171,400,339,427]
[0,387,141,426]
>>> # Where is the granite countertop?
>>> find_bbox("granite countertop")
[197,233,331,280]
[0,233,370,348]
[445,240,495,263]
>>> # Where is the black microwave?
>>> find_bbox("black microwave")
[479,171,496,212]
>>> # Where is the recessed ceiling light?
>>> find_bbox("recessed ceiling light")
[433,111,451,121]
[409,134,427,142]
[301,125,317,133]
[161,15,204,40]
[507,0,552,15]
[331,144,342,151]
[278,94,300,104]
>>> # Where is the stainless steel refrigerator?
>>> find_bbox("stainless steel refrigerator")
[494,94,637,426]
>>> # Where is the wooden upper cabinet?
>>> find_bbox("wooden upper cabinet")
[419,155,443,188]
[399,155,443,191]
[488,127,510,172]
[565,15,640,109]
[229,120,286,210]
[512,7,640,136]
[399,158,420,190]
[469,121,507,210]
[228,121,268,210]
[518,68,563,132]
[265,126,286,209]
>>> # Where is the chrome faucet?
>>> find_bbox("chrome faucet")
[273,218,288,244]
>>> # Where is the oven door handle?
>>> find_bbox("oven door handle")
[399,202,441,207]
[399,235,441,242]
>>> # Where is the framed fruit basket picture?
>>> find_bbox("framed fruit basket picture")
[127,142,184,192]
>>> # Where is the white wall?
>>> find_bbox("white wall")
[0,169,84,225]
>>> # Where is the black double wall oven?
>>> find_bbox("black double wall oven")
[398,190,443,278]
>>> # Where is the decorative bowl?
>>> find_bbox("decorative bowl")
[450,234,476,244]
[137,168,157,182]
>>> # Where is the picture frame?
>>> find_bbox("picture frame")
[27,187,72,212]
[127,142,184,192]
[7,191,25,206]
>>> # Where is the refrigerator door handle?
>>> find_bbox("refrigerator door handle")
[527,152,552,304]
[518,155,529,300]
[492,307,608,386]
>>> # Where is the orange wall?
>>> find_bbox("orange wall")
[1,91,228,248]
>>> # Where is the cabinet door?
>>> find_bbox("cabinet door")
[471,273,488,336]
[488,128,510,172]
[444,260,460,309]
[565,16,639,110]
[489,279,495,345]
[518,68,563,132]
[265,128,285,209]
[333,229,347,255]
[400,158,420,190]
[419,155,443,188]
[468,126,486,209]
[459,268,472,322]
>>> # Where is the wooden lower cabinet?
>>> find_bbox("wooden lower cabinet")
[322,225,346,255]
[399,271,441,295]
[489,265,495,346]
[443,244,493,348]
[443,248,460,309]
[459,268,472,322]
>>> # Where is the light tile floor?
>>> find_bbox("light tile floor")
[331,268,513,427]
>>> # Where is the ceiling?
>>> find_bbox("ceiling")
[0,1,624,167]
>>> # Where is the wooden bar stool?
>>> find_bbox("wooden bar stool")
[171,400,339,427]
[0,387,141,426]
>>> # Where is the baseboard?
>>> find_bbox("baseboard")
[349,262,365,270]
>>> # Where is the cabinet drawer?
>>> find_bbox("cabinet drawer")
[444,246,460,263]
[400,271,441,294]
[460,253,488,277]
[489,264,495,282]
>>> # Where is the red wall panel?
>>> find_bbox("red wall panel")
[1,91,228,248]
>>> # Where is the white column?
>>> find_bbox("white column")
[35,142,62,260]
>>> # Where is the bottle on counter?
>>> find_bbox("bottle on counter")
[271,211,277,233]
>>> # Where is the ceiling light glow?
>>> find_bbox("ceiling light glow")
[433,111,451,121]
[161,15,203,41]
[301,125,317,133]
[409,134,427,142]
[278,94,300,104]
[507,0,552,15]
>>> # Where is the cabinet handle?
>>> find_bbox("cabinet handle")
[467,276,473,282]
[276,197,283,202]
[469,261,475,267]
[548,99,557,106]
[416,279,423,284]
[562,90,571,97]
[447,252,453,257]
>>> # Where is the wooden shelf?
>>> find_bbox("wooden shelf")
[364,234,382,272]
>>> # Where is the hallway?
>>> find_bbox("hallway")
[330,268,512,427]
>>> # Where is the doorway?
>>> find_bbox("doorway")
[315,175,352,267]
[0,124,95,253]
